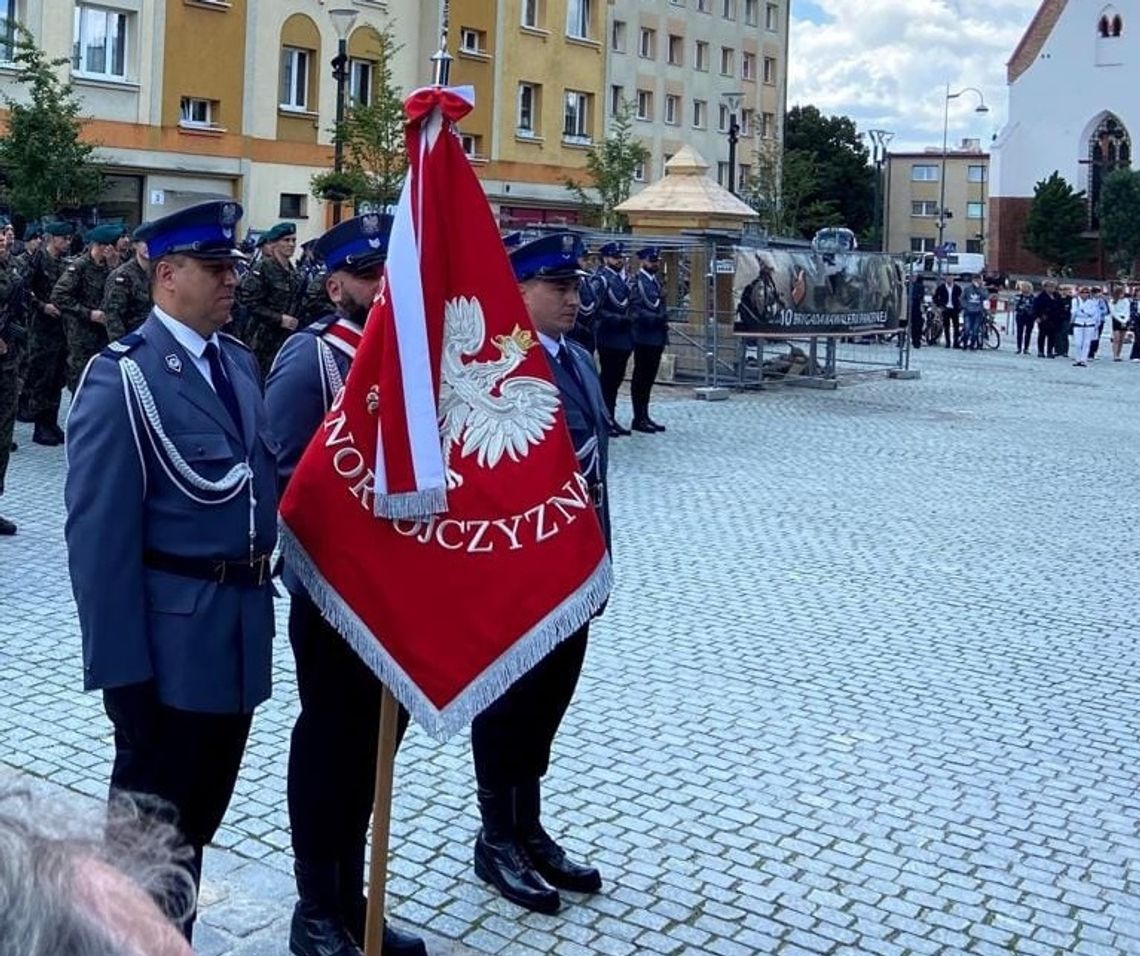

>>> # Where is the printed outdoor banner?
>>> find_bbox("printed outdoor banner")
[278,86,612,740]
[733,248,905,335]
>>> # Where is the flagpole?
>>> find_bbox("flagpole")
[363,685,400,956]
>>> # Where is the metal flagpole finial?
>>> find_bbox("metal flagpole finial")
[431,0,452,87]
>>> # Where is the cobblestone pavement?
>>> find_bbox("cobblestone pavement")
[3,342,1140,955]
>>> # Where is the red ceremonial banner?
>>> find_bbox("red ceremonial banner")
[278,87,613,739]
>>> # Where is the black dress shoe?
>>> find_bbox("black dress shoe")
[0,516,16,536]
[608,421,631,437]
[646,418,666,432]
[630,419,657,434]
[522,828,602,894]
[474,829,560,914]
[15,407,33,424]
[32,423,62,446]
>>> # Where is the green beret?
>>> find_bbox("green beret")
[43,222,76,237]
[23,225,42,240]
[87,224,123,245]
[264,222,297,243]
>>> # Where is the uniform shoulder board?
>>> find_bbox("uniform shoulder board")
[101,331,145,360]
[304,315,337,338]
[218,331,252,351]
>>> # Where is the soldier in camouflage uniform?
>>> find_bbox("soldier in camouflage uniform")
[102,233,152,341]
[53,224,119,393]
[237,221,300,379]
[1,228,24,534]
[20,221,74,446]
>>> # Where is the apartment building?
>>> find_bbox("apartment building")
[605,0,788,193]
[883,142,991,262]
[449,0,608,225]
[0,0,431,241]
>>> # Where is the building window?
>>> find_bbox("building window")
[665,94,680,125]
[720,47,734,76]
[459,27,487,53]
[636,89,653,121]
[279,193,308,219]
[566,0,591,39]
[639,27,655,58]
[966,202,984,219]
[697,0,711,11]
[717,161,729,186]
[911,164,939,182]
[633,159,646,182]
[967,164,987,183]
[760,111,774,138]
[762,55,776,84]
[742,51,756,80]
[739,163,751,187]
[349,59,373,106]
[1098,11,1123,36]
[966,239,983,254]
[461,133,483,158]
[611,19,626,51]
[721,0,736,17]
[667,34,683,65]
[766,2,779,30]
[694,40,709,70]
[563,90,591,141]
[179,96,216,127]
[521,0,542,29]
[740,109,752,135]
[718,104,730,133]
[280,46,310,110]
[0,0,20,62]
[910,237,937,253]
[517,82,538,135]
[73,4,129,80]
[911,200,938,217]
[744,0,759,25]
[610,84,624,114]
[692,98,706,128]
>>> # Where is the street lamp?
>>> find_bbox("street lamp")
[328,7,359,225]
[867,128,894,252]
[937,85,988,268]
[721,91,744,195]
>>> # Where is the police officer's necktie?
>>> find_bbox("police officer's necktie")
[557,342,583,393]
[204,341,243,438]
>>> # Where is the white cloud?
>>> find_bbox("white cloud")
[788,0,1041,151]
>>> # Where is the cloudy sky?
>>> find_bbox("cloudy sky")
[787,0,1042,153]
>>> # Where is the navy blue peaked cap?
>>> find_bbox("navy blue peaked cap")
[314,213,393,274]
[599,241,626,258]
[134,200,244,260]
[637,246,660,261]
[510,232,588,282]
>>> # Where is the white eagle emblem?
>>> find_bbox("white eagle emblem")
[438,296,560,489]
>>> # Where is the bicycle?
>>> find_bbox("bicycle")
[962,315,1002,350]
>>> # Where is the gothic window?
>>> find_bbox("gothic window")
[1088,114,1131,229]
[1096,7,1123,64]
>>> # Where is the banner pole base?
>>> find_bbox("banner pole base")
[363,685,400,956]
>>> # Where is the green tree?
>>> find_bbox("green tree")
[0,25,102,222]
[1021,171,1091,273]
[746,137,838,238]
[564,103,650,230]
[1097,167,1140,277]
[781,105,874,239]
[312,26,406,213]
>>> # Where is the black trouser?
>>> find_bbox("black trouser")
[103,682,252,941]
[471,624,589,789]
[288,594,408,866]
[1055,323,1070,357]
[1088,323,1103,359]
[942,310,960,347]
[1016,316,1035,352]
[630,344,664,421]
[909,315,924,348]
[596,347,631,420]
[1132,329,1140,360]
[1036,318,1055,356]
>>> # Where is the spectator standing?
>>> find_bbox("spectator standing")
[908,276,925,349]
[960,275,987,350]
[1070,286,1100,366]
[1033,280,1061,357]
[1013,280,1036,354]
[1108,286,1131,361]
[1088,287,1109,359]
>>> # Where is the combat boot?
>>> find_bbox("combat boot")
[515,779,602,894]
[338,849,427,956]
[473,786,560,914]
[290,860,362,956]
[32,413,62,446]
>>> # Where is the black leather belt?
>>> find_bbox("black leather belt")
[144,549,272,587]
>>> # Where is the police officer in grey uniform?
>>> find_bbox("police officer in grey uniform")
[470,232,610,916]
[64,200,278,942]
[266,214,427,956]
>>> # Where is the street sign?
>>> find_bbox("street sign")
[715,259,736,274]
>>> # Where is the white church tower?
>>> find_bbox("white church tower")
[989,0,1136,274]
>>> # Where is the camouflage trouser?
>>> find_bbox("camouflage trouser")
[20,312,67,422]
[250,323,289,382]
[0,354,17,495]
[64,317,108,393]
